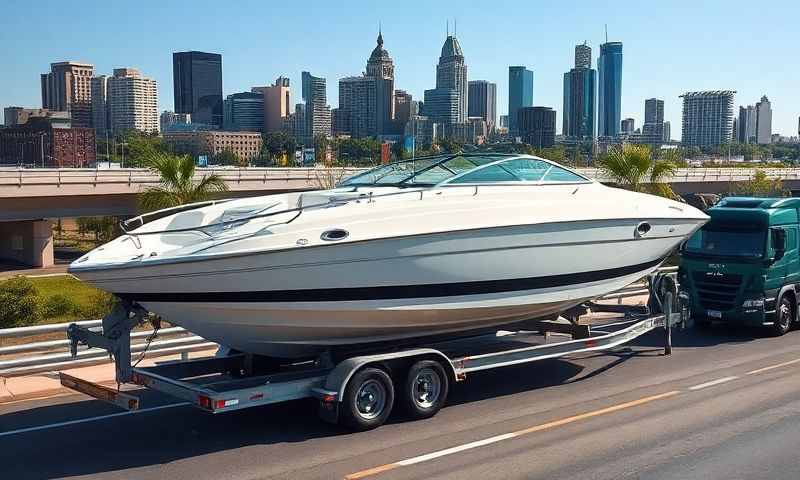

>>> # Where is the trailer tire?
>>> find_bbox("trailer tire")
[401,360,449,420]
[770,295,794,337]
[339,367,394,431]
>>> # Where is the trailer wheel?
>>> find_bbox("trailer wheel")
[339,367,394,431]
[771,295,794,337]
[401,360,449,420]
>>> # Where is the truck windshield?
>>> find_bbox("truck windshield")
[684,228,765,258]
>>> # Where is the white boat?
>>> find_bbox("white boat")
[69,154,708,358]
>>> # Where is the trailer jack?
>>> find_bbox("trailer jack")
[66,301,149,384]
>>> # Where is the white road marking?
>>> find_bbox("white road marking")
[688,376,738,391]
[0,402,190,437]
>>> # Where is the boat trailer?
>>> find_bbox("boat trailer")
[61,272,688,430]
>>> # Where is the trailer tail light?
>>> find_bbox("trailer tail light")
[198,395,212,409]
[214,398,239,409]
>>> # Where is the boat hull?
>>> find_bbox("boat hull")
[73,218,700,357]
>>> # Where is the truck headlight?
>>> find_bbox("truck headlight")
[742,298,765,308]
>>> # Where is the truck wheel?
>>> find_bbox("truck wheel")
[339,367,394,431]
[401,360,449,420]
[771,295,794,337]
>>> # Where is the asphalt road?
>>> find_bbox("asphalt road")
[3,325,800,480]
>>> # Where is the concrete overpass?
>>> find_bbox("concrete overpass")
[2,166,799,267]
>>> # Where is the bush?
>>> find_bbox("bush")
[79,290,117,319]
[0,277,40,328]
[40,293,79,318]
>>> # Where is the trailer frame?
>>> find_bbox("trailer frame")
[61,273,685,429]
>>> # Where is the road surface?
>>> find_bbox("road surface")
[2,325,800,479]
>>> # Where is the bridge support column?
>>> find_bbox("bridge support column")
[0,220,54,268]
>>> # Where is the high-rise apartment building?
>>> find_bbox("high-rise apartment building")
[301,71,331,143]
[508,66,534,135]
[680,91,735,147]
[562,43,596,140]
[41,62,94,128]
[467,80,497,129]
[755,95,772,145]
[663,121,671,142]
[436,35,468,123]
[598,42,623,137]
[108,68,159,133]
[338,75,377,138]
[172,51,223,127]
[253,77,291,134]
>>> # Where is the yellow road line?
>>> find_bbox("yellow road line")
[344,390,680,479]
[746,358,800,376]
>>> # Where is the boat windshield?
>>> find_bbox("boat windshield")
[337,154,590,188]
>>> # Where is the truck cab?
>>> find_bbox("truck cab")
[679,197,800,335]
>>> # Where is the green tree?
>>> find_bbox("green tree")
[598,144,677,198]
[437,137,463,154]
[314,134,330,164]
[121,131,169,167]
[76,216,121,243]
[213,148,244,166]
[261,131,297,165]
[139,152,228,212]
[734,170,786,197]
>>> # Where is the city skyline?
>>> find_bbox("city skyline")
[1,1,798,137]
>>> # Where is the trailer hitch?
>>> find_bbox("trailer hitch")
[67,300,149,384]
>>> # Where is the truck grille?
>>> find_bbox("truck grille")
[692,272,743,311]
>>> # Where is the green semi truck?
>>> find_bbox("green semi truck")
[679,197,800,336]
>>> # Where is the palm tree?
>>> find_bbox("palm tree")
[598,144,677,198]
[139,152,228,212]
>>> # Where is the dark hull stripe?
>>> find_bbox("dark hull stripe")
[118,257,665,303]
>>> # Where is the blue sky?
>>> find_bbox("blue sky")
[1,0,798,136]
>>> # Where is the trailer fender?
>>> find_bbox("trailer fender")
[320,348,457,403]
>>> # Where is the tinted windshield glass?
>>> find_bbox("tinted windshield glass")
[339,158,440,186]
[685,228,765,258]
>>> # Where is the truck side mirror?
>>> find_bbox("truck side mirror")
[771,228,786,261]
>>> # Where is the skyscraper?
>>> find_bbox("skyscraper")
[337,32,396,138]
[755,95,772,145]
[223,91,265,132]
[467,80,497,128]
[423,88,459,124]
[642,98,665,144]
[108,68,159,133]
[508,66,534,135]
[365,31,395,136]
[91,75,110,134]
[644,98,664,125]
[253,77,291,134]
[301,71,331,143]
[172,51,223,128]
[598,42,623,137]
[41,61,94,127]
[436,35,468,123]
[338,75,377,138]
[575,42,592,69]
[621,118,635,134]
[517,106,556,148]
[394,90,413,133]
[562,43,595,140]
[680,91,735,147]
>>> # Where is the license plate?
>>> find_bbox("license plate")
[707,309,722,319]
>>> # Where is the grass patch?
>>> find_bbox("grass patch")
[0,275,114,328]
